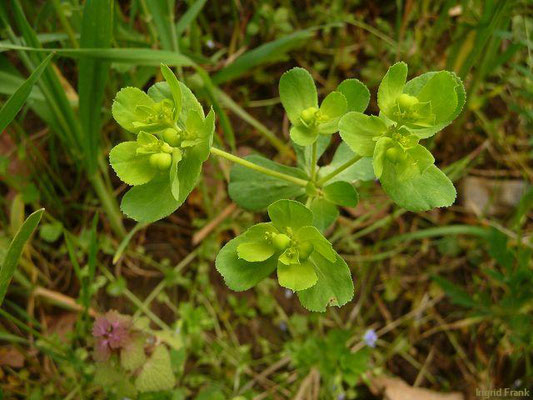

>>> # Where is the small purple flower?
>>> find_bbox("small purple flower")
[363,329,377,348]
[92,310,132,361]
[337,394,346,400]
[284,289,293,299]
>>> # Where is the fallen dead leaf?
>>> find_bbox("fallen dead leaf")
[462,177,528,216]
[370,376,464,400]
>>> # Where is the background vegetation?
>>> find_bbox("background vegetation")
[0,0,531,398]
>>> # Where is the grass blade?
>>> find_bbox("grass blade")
[175,0,207,38]
[0,44,194,67]
[145,0,177,51]
[0,53,52,133]
[212,29,314,84]
[78,0,114,174]
[0,209,44,306]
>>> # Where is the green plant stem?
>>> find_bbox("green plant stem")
[310,141,318,182]
[210,147,308,187]
[51,0,79,48]
[316,154,362,186]
[88,173,126,238]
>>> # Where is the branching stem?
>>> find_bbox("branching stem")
[210,147,308,187]
[316,155,362,186]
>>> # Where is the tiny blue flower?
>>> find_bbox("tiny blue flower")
[337,394,346,400]
[284,289,293,299]
[363,329,377,348]
[279,321,288,332]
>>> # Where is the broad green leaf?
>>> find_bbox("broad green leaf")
[339,112,388,157]
[417,72,457,123]
[121,177,179,222]
[290,124,319,147]
[215,233,278,291]
[160,64,182,117]
[0,53,52,133]
[0,209,43,305]
[317,91,347,134]
[112,87,155,132]
[121,337,146,372]
[379,162,457,211]
[237,241,275,262]
[135,345,175,392]
[404,71,466,138]
[318,89,345,118]
[298,253,354,312]
[277,260,318,292]
[309,197,338,232]
[228,155,307,211]
[406,144,435,174]
[377,62,407,119]
[296,226,336,262]
[268,199,313,231]
[109,142,156,186]
[78,0,113,174]
[279,67,318,125]
[318,143,375,183]
[324,181,359,207]
[213,30,314,84]
[337,78,370,112]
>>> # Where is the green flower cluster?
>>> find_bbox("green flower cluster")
[216,200,353,312]
[339,62,465,211]
[109,64,215,222]
[279,67,370,146]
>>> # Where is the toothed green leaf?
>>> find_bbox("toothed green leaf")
[323,181,359,208]
[279,67,318,125]
[339,112,388,157]
[298,253,354,312]
[268,199,313,231]
[109,141,156,186]
[337,78,370,113]
[135,345,175,393]
[277,260,318,292]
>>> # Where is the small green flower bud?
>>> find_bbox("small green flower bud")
[149,153,172,170]
[162,128,181,146]
[385,147,401,162]
[397,93,418,109]
[272,233,291,251]
[298,241,314,260]
[300,107,318,125]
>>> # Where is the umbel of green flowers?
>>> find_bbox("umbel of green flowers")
[108,62,465,312]
[339,62,465,211]
[216,200,353,312]
[110,64,215,222]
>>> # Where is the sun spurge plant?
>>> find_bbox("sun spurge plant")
[109,63,465,311]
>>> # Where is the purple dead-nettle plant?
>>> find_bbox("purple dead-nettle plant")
[92,310,133,361]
